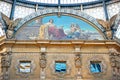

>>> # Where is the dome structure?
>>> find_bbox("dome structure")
[20,0,100,4]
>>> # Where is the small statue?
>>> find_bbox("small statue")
[97,14,117,40]
[1,13,22,39]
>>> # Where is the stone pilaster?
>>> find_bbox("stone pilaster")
[40,47,47,80]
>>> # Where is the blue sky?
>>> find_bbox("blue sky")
[42,15,97,31]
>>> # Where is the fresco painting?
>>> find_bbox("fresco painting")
[15,15,104,40]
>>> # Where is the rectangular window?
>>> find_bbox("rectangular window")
[90,61,102,73]
[19,61,31,73]
[55,61,66,73]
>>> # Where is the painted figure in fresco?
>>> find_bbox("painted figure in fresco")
[39,19,55,39]
[39,19,66,40]
[66,24,81,40]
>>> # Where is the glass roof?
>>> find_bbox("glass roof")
[25,0,99,4]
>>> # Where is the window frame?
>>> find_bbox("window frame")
[55,61,67,73]
[90,61,102,73]
[19,61,32,73]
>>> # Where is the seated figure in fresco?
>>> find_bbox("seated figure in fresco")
[66,23,81,40]
[39,19,66,40]
[39,19,55,39]
[47,20,66,40]
[55,26,66,39]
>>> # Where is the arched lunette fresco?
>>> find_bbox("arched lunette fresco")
[15,9,106,40]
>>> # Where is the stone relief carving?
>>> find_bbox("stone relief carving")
[40,53,47,69]
[109,48,120,80]
[75,54,81,68]
[15,57,35,78]
[1,13,22,39]
[40,53,47,80]
[97,14,117,40]
[87,55,107,77]
[74,53,82,79]
[1,51,12,80]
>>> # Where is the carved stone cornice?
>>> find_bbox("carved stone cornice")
[4,40,120,46]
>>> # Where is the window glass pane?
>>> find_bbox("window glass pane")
[90,61,102,73]
[55,61,66,73]
[19,61,31,73]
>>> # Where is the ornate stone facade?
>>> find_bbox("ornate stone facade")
[0,3,120,79]
[0,40,119,80]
